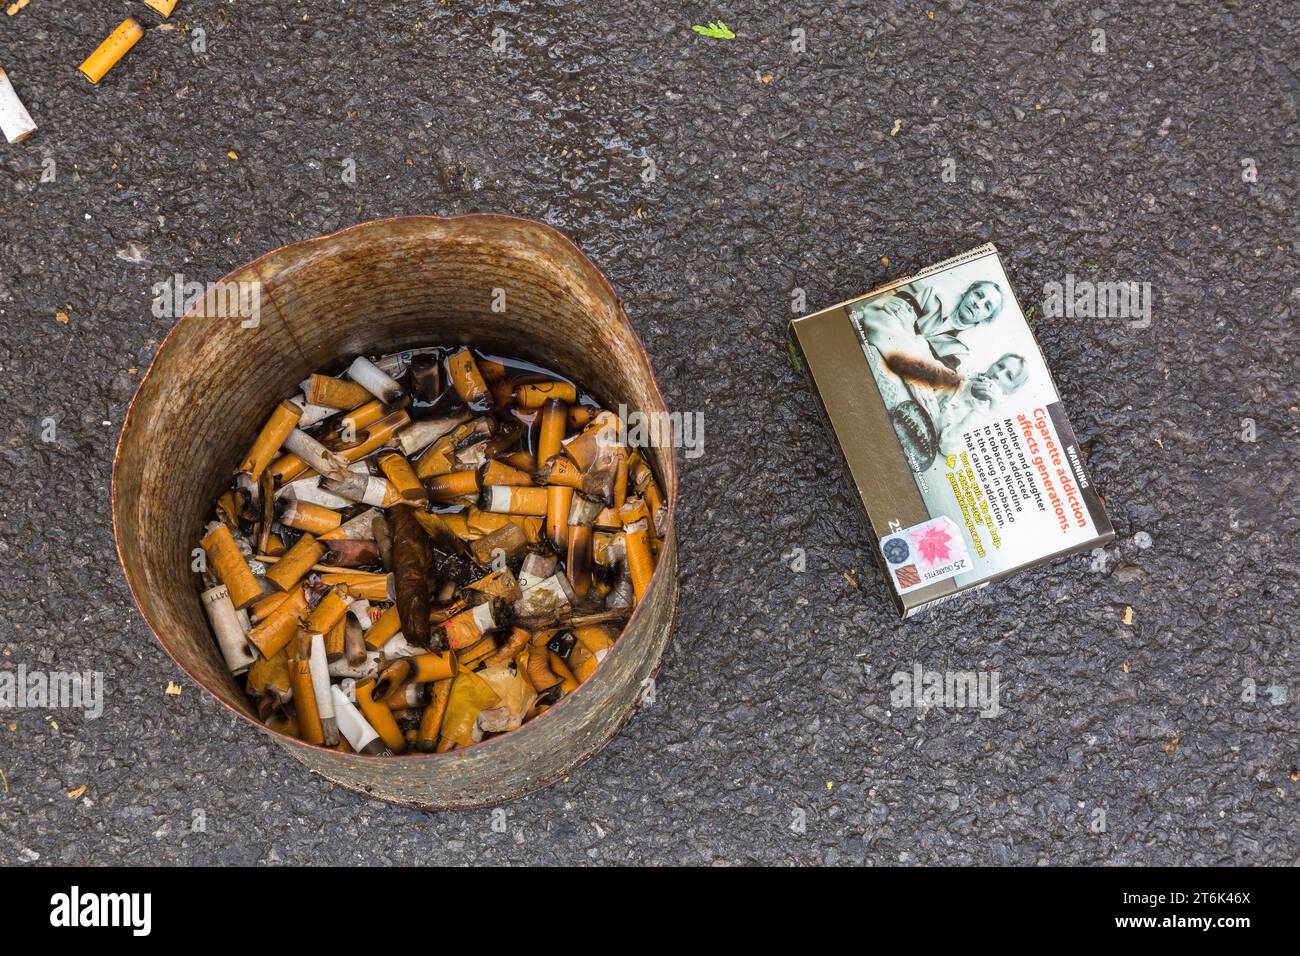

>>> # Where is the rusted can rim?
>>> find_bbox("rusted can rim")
[112,213,680,769]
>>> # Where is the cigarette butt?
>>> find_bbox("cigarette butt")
[307,373,371,411]
[566,523,594,598]
[200,585,257,674]
[330,684,390,755]
[441,602,496,651]
[263,532,323,591]
[324,615,346,660]
[330,648,380,680]
[549,650,580,694]
[567,406,594,430]
[144,0,178,16]
[319,472,400,508]
[513,381,577,408]
[522,644,562,691]
[446,348,490,409]
[327,572,391,603]
[467,568,523,603]
[246,587,308,659]
[356,678,405,753]
[613,451,630,509]
[477,357,509,382]
[517,551,558,590]
[378,452,428,504]
[481,484,548,516]
[480,459,533,487]
[467,522,529,566]
[289,658,325,745]
[416,677,453,752]
[337,399,388,433]
[538,453,583,489]
[644,478,666,537]
[0,68,37,144]
[568,642,598,683]
[538,398,567,467]
[341,408,411,462]
[269,452,312,485]
[199,524,264,609]
[415,437,456,480]
[238,400,302,481]
[346,356,405,403]
[456,635,496,669]
[407,651,456,683]
[425,468,481,502]
[484,627,532,667]
[247,646,291,701]
[397,413,472,457]
[438,671,501,750]
[249,589,290,623]
[80,18,145,84]
[364,605,402,648]
[283,428,351,481]
[280,500,342,535]
[344,615,368,665]
[318,506,381,541]
[546,486,572,554]
[304,587,351,635]
[623,516,655,603]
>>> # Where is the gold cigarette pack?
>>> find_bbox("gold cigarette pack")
[789,244,1114,618]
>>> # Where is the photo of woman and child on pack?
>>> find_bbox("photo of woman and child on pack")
[847,253,1042,473]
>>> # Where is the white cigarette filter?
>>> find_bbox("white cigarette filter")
[200,585,257,674]
[330,684,390,755]
[397,413,472,456]
[347,599,373,631]
[0,69,36,144]
[307,633,340,747]
[377,631,421,659]
[328,650,382,680]
[346,356,404,403]
[289,395,339,429]
[282,428,351,481]
[276,476,352,510]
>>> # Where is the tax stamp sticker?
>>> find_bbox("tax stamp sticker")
[880,515,970,594]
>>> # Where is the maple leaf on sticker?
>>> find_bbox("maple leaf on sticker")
[912,525,953,566]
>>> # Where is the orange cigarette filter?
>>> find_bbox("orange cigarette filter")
[416,678,454,752]
[513,381,578,409]
[263,532,323,592]
[408,651,456,683]
[537,398,567,468]
[567,406,594,430]
[79,18,144,84]
[481,459,533,487]
[568,643,598,683]
[425,469,481,502]
[247,588,309,659]
[364,605,402,648]
[269,453,312,485]
[339,399,388,433]
[566,524,594,598]
[239,400,303,481]
[144,0,178,16]
[501,449,536,473]
[547,485,573,552]
[342,408,411,462]
[247,646,291,699]
[324,616,347,659]
[200,524,264,610]
[538,453,583,488]
[288,659,325,744]
[484,627,531,667]
[280,500,342,535]
[447,348,490,408]
[549,650,580,694]
[304,587,350,634]
[378,452,427,504]
[644,479,666,537]
[481,485,548,516]
[356,679,406,754]
[307,374,371,411]
[250,589,290,623]
[620,498,655,602]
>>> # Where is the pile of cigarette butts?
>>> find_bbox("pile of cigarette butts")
[197,347,667,756]
[1,2,179,145]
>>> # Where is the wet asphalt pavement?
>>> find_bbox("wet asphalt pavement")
[0,1,1296,865]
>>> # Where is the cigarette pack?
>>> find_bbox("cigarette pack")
[789,244,1113,618]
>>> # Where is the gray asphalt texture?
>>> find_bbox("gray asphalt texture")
[1,0,1296,866]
